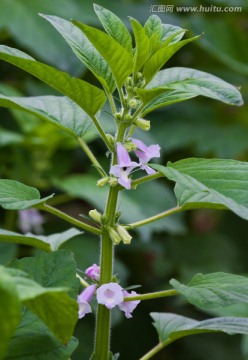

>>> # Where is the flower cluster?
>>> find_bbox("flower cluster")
[77,264,140,319]
[110,139,160,190]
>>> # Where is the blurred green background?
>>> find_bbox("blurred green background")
[0,0,248,359]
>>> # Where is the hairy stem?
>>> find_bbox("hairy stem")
[36,203,101,235]
[78,137,107,177]
[124,289,177,302]
[125,206,182,230]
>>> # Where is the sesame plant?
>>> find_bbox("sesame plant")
[1,4,248,360]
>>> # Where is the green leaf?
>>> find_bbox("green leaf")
[152,158,248,220]
[4,311,78,360]
[0,228,82,252]
[0,267,21,359]
[143,35,200,84]
[0,45,106,116]
[138,66,243,115]
[130,18,151,73]
[93,4,132,55]
[6,270,78,344]
[72,21,133,89]
[170,272,248,310]
[0,94,93,139]
[7,250,79,344]
[151,312,248,344]
[41,14,116,94]
[144,15,162,39]
[0,179,54,210]
[161,24,186,43]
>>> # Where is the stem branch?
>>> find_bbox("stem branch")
[124,289,177,302]
[78,137,107,177]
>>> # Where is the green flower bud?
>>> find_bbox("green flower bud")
[134,118,151,131]
[89,209,102,224]
[108,176,118,187]
[106,134,115,147]
[108,227,121,245]
[116,224,132,245]
[97,177,109,188]
[115,112,122,122]
[128,98,140,109]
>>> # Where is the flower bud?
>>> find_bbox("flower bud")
[116,224,132,245]
[97,177,109,188]
[134,118,151,131]
[108,227,122,245]
[114,112,122,122]
[89,209,102,224]
[106,134,115,147]
[128,98,140,109]
[108,176,118,187]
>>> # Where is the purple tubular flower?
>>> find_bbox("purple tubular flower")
[110,143,139,190]
[18,208,44,234]
[118,290,140,318]
[85,264,100,281]
[77,284,97,319]
[96,282,124,309]
[132,138,161,175]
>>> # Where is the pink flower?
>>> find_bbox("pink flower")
[110,143,139,190]
[85,264,100,281]
[118,290,140,318]
[132,138,160,175]
[18,208,44,234]
[96,282,124,309]
[77,284,97,319]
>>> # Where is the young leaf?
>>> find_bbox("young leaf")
[161,24,186,43]
[0,268,21,359]
[130,18,151,73]
[151,312,248,345]
[0,179,54,210]
[137,67,243,115]
[143,35,200,84]
[152,159,248,220]
[0,228,82,252]
[0,94,93,139]
[41,14,116,94]
[0,45,106,116]
[93,4,133,55]
[170,272,248,310]
[72,21,133,89]
[144,15,162,39]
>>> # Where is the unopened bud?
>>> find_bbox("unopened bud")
[108,177,118,187]
[125,76,133,87]
[115,112,122,122]
[116,224,132,245]
[106,134,115,147]
[97,177,109,188]
[128,98,140,109]
[108,227,121,245]
[124,113,132,124]
[134,118,151,131]
[124,140,136,152]
[89,209,102,224]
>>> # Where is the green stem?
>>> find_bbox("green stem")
[124,289,177,302]
[91,115,114,150]
[76,273,89,288]
[77,137,107,177]
[125,206,182,230]
[139,340,173,360]
[131,172,163,188]
[94,187,119,360]
[36,203,102,235]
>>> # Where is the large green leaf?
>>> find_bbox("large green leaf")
[130,18,151,73]
[0,45,106,116]
[143,35,200,84]
[170,272,248,310]
[138,67,243,115]
[4,311,78,360]
[0,267,21,359]
[161,24,186,43]
[0,94,93,139]
[0,228,82,252]
[41,14,116,93]
[4,267,78,344]
[0,179,54,210]
[72,21,133,89]
[152,158,248,220]
[93,4,133,55]
[151,312,248,344]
